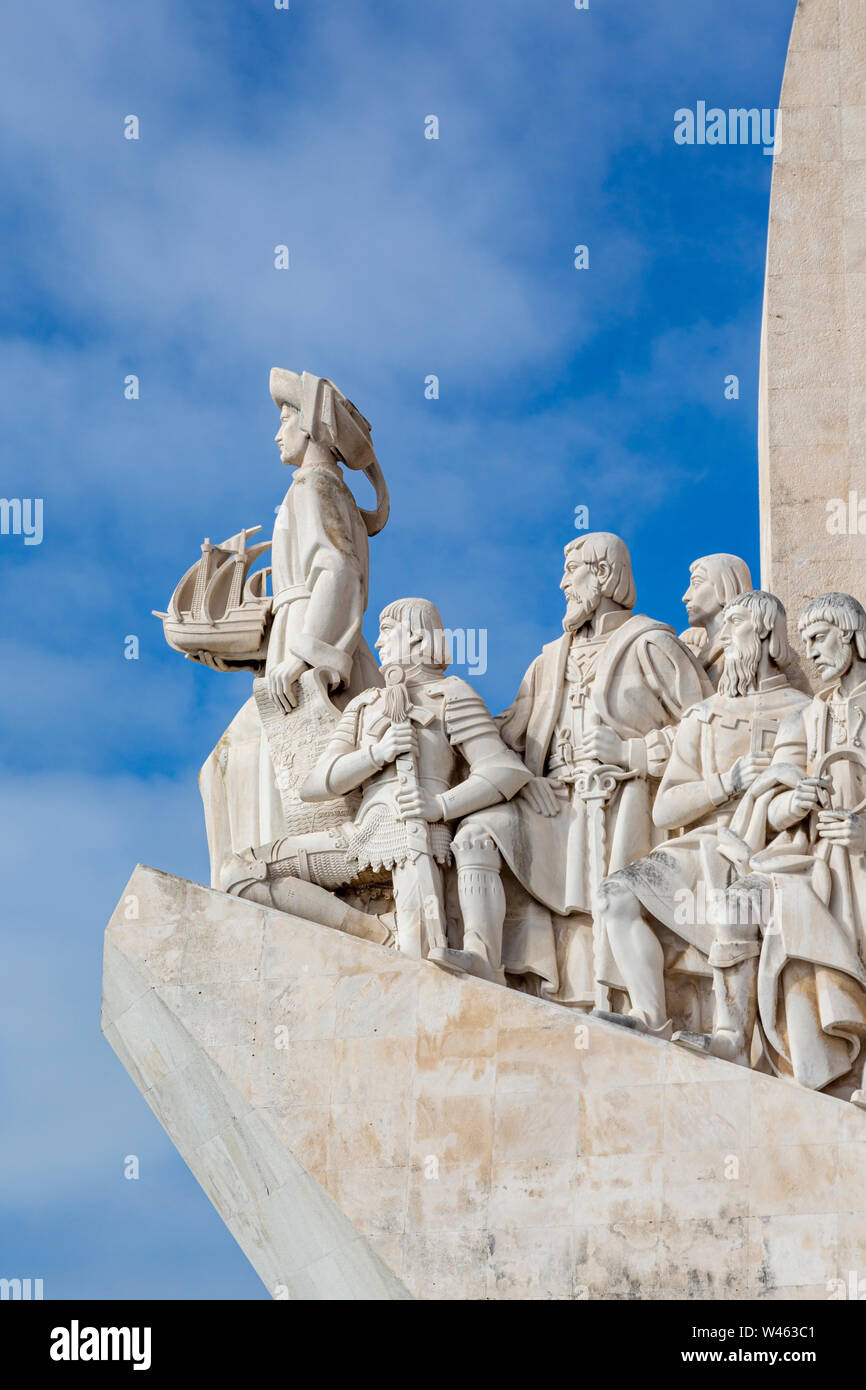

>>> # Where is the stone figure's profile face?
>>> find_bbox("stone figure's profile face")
[719,603,759,658]
[718,603,763,697]
[376,616,414,669]
[682,566,718,628]
[561,552,606,631]
[802,620,853,682]
[274,404,309,468]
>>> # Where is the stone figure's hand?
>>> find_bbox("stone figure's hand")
[267,656,308,714]
[790,776,830,818]
[520,777,562,817]
[373,724,417,766]
[578,727,628,768]
[679,627,705,655]
[817,810,866,854]
[394,786,442,823]
[722,752,772,796]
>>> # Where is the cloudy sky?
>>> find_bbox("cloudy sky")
[0,0,798,1297]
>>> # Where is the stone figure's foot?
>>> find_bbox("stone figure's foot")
[376,913,398,951]
[593,1009,644,1032]
[708,1030,750,1068]
[427,946,466,976]
[851,1089,866,1110]
[593,1010,673,1041]
[672,1030,712,1055]
[428,947,506,986]
[220,849,266,897]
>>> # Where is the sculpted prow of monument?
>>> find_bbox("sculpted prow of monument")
[108,3,866,1296]
[131,434,866,1300]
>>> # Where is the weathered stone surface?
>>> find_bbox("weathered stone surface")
[103,865,866,1300]
[760,0,866,647]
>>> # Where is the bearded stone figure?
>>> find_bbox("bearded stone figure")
[595,589,809,1050]
[690,593,866,1102]
[445,531,711,1006]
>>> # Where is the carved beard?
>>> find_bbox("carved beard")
[718,633,763,697]
[563,585,600,634]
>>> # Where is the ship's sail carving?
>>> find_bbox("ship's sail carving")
[154,526,273,672]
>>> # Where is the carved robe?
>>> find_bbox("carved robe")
[201,458,380,886]
[270,457,379,689]
[467,611,711,1003]
[601,676,810,981]
[749,681,866,1091]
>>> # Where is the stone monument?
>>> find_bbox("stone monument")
[759,0,866,653]
[104,0,866,1300]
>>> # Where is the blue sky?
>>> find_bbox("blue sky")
[0,0,798,1297]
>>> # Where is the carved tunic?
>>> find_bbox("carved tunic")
[478,611,711,918]
[607,677,809,962]
[270,458,374,684]
[771,679,866,954]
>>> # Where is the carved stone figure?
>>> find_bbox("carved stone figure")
[449,532,711,1007]
[596,590,809,1050]
[264,368,388,714]
[300,598,531,976]
[679,553,752,686]
[165,370,391,891]
[697,593,866,1101]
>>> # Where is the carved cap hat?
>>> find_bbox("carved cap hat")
[269,368,376,473]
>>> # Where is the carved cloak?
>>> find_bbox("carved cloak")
[469,614,710,1000]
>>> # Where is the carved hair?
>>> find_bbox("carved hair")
[269,368,389,536]
[798,592,866,659]
[378,597,451,669]
[690,553,752,608]
[724,589,790,668]
[563,532,636,610]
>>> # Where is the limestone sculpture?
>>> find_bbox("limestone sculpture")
[153,372,866,1112]
[449,532,711,1007]
[156,369,390,910]
[679,553,753,686]
[596,589,809,1049]
[595,588,866,1109]
[118,2,866,1298]
[301,597,530,976]
[690,592,866,1102]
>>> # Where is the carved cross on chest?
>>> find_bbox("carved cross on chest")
[566,641,602,709]
[706,710,749,731]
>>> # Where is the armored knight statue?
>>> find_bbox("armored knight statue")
[595,589,809,1050]
[679,553,753,686]
[444,532,711,1007]
[689,592,866,1102]
[297,597,530,975]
